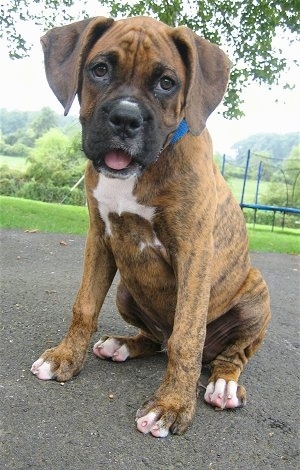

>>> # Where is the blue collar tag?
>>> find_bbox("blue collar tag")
[170,119,189,145]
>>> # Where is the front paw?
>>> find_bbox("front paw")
[31,357,55,380]
[31,345,85,382]
[136,395,196,438]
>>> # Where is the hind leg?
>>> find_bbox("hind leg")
[93,282,162,361]
[204,268,271,409]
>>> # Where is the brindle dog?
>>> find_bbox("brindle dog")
[31,16,271,438]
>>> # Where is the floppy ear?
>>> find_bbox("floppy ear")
[41,17,114,115]
[172,27,231,135]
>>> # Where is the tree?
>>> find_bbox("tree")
[1,0,299,118]
[26,128,85,186]
[283,145,300,206]
[30,107,58,139]
[233,132,300,161]
[0,108,30,135]
[262,145,300,207]
[284,145,300,183]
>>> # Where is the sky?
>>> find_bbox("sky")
[1,3,299,154]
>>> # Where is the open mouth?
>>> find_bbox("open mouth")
[93,150,141,178]
[104,150,132,170]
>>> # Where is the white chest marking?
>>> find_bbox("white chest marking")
[93,175,155,234]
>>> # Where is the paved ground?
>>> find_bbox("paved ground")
[0,228,299,469]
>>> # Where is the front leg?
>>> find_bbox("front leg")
[136,352,201,437]
[31,229,117,381]
[136,239,212,437]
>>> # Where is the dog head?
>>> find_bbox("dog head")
[41,16,231,178]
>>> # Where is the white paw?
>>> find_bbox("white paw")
[204,378,244,409]
[136,411,169,438]
[93,337,130,362]
[31,358,54,380]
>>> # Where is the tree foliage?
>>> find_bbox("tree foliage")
[1,0,299,118]
[0,118,86,205]
[284,145,300,185]
[0,107,79,154]
[1,108,31,135]
[233,132,300,162]
[30,107,58,139]
[262,147,300,208]
[26,128,85,186]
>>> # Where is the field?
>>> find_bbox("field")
[226,177,270,204]
[0,196,299,253]
[0,196,88,235]
[0,155,27,170]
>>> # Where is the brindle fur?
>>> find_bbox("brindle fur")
[32,16,271,435]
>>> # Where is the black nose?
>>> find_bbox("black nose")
[108,101,143,138]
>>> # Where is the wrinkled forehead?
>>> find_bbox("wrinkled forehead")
[85,18,184,72]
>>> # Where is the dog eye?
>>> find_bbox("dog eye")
[159,76,175,91]
[92,63,108,78]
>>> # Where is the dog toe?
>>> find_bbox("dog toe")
[136,410,170,438]
[31,358,54,380]
[204,378,246,409]
[136,411,160,434]
[93,337,130,361]
[136,396,194,438]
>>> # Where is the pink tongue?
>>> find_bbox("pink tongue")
[104,151,132,170]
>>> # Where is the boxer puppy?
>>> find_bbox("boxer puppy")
[31,16,271,438]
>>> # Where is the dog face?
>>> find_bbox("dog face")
[79,19,188,178]
[41,16,231,178]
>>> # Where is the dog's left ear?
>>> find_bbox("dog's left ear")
[41,17,114,115]
[172,27,231,135]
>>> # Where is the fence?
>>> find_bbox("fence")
[221,150,300,230]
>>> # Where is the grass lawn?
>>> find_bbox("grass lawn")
[226,177,270,204]
[1,196,299,254]
[247,225,299,254]
[0,196,88,235]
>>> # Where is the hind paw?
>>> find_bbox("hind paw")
[204,379,246,409]
[93,337,130,362]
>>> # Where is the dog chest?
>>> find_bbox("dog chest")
[93,174,156,236]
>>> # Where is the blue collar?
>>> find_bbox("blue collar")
[170,119,189,145]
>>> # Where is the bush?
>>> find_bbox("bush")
[25,129,85,187]
[8,142,30,157]
[242,208,300,229]
[0,177,24,196]
[0,139,30,157]
[16,180,86,205]
[0,165,25,195]
[0,164,86,205]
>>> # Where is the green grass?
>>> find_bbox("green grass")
[0,155,27,170]
[0,196,299,253]
[247,225,299,253]
[0,196,88,235]
[226,177,270,204]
